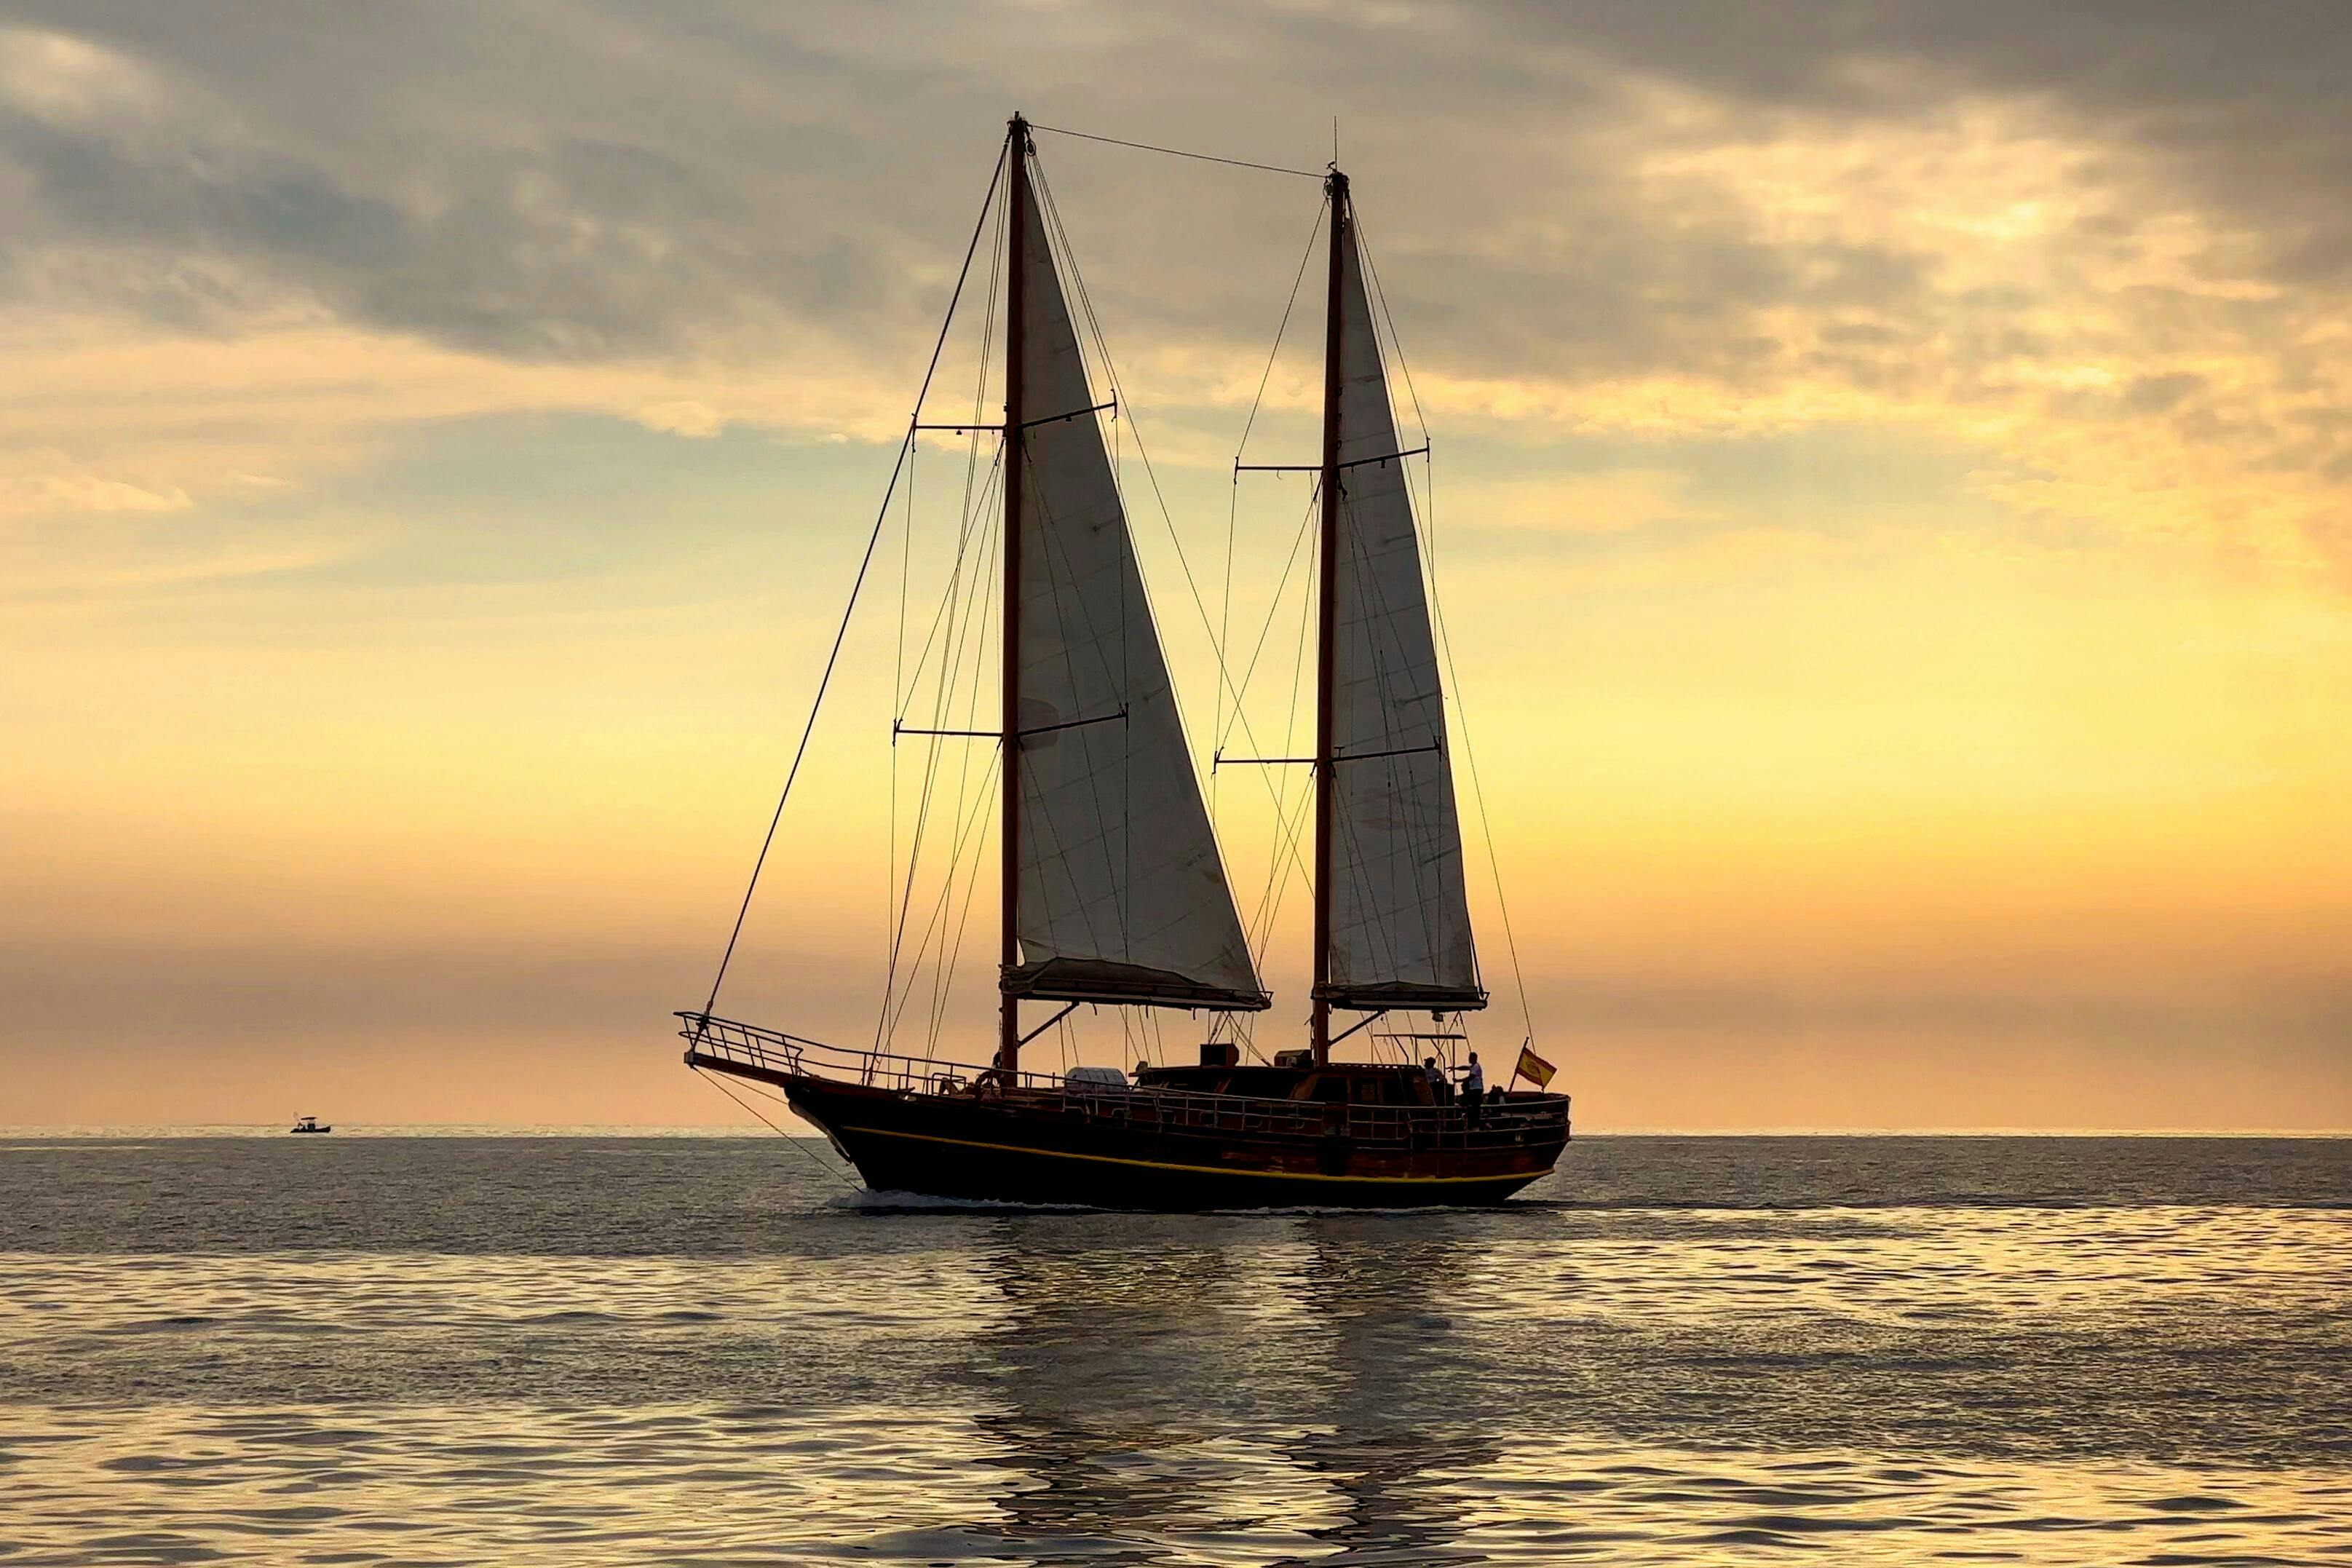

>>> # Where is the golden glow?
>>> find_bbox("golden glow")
[4,25,2347,1128]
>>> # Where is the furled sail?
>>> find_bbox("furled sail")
[1320,225,1484,1011]
[1001,165,1269,1012]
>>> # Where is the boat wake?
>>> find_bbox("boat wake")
[829,1189,1564,1218]
[829,1189,1102,1214]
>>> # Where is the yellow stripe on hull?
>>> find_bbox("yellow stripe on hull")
[835,1122,1553,1186]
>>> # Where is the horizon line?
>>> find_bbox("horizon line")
[7,1123,2348,1139]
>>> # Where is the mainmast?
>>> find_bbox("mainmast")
[1311,167,1348,1069]
[990,114,1267,1069]
[998,113,1029,1078]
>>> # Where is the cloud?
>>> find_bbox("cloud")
[635,399,726,439]
[4,4,2348,1131]
[0,23,164,125]
[0,448,188,514]
[0,0,2343,586]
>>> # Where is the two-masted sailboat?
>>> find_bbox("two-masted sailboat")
[679,118,1569,1206]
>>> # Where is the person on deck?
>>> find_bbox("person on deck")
[1423,1056,1448,1105]
[1462,1052,1485,1128]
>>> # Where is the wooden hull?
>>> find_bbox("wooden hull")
[689,1050,1567,1209]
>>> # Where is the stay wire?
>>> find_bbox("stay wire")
[1029,122,1324,180]
[879,521,997,1048]
[1214,488,1319,756]
[1029,154,1316,895]
[884,462,1003,1052]
[1223,197,1327,834]
[918,477,1005,1056]
[895,448,1004,721]
[689,1066,860,1195]
[698,138,1009,1026]
[1358,217,1538,1050]
[893,183,1003,731]
[890,175,1005,1010]
[1351,210,1430,446]
[879,457,1001,1049]
[1234,197,1329,466]
[1352,216,1462,999]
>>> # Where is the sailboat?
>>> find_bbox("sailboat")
[679,117,1569,1206]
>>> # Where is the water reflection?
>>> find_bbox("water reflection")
[967,1214,1502,1564]
[4,1140,2345,1565]
[1282,1219,1501,1567]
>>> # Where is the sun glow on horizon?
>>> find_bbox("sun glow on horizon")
[4,10,2347,1128]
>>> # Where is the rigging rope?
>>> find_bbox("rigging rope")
[886,737,1002,1048]
[1233,199,1330,466]
[924,764,1001,1057]
[1029,122,1324,180]
[914,477,1004,1058]
[698,138,1008,1026]
[1215,490,1320,756]
[1029,155,1317,897]
[878,456,1003,1053]
[689,1066,861,1195]
[882,173,1015,1061]
[1222,198,1328,842]
[1356,218,1540,1050]
[894,451,1004,721]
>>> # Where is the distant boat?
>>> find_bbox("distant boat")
[289,1115,331,1134]
[681,116,1569,1208]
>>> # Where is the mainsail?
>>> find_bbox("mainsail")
[1000,162,1268,1012]
[1320,221,1484,1012]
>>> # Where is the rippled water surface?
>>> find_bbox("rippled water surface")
[1,1134,2345,1564]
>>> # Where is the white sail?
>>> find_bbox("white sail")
[1002,164,1268,1012]
[1320,224,1484,1012]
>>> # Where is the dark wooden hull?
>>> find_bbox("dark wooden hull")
[689,1050,1568,1208]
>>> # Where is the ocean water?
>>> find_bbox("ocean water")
[0,1135,2345,1566]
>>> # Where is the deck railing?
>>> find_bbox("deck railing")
[678,1011,1569,1150]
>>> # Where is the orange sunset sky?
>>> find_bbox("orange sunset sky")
[4,4,2348,1129]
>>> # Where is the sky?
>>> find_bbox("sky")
[4,1,2348,1130]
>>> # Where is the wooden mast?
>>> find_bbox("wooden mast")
[998,114,1029,1078]
[1312,167,1347,1069]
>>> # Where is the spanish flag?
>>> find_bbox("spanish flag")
[1514,1044,1556,1089]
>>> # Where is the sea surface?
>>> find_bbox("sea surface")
[0,1133,2345,1566]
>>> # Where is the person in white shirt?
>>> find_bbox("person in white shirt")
[1462,1051,1485,1128]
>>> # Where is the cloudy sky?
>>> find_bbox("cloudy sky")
[5,1,2347,1128]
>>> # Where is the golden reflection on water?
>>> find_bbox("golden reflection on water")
[0,1139,2347,1564]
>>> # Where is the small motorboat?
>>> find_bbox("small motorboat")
[289,1115,332,1134]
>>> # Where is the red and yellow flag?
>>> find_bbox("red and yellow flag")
[1514,1045,1556,1089]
